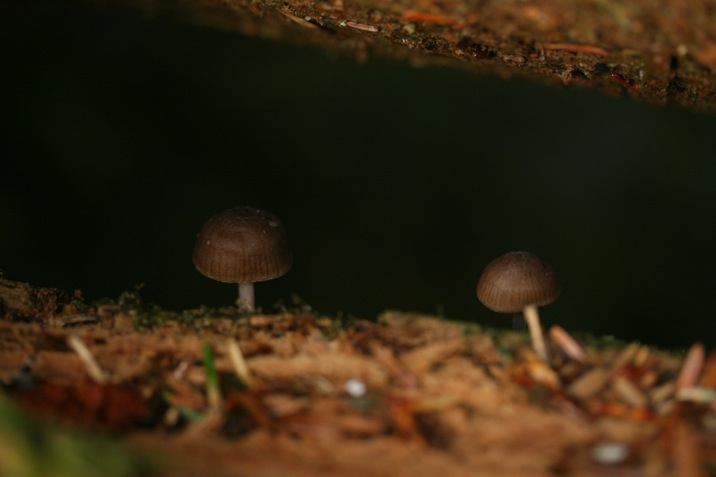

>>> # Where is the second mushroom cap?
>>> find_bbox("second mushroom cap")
[476,251,560,313]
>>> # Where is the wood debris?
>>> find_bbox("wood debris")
[1,279,715,476]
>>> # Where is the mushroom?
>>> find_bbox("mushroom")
[476,251,560,361]
[193,206,292,311]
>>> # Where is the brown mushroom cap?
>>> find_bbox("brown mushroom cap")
[476,251,560,313]
[193,206,292,283]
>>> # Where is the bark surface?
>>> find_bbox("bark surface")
[93,0,716,109]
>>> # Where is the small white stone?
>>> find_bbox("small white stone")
[592,441,629,465]
[344,379,367,397]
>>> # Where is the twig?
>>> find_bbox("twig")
[227,338,255,389]
[542,43,609,56]
[549,325,588,363]
[67,335,107,384]
[344,21,378,32]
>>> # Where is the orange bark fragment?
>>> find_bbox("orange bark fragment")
[402,10,459,25]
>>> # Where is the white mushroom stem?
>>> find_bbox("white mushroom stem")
[523,304,549,361]
[238,282,255,311]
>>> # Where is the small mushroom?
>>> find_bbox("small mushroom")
[476,251,560,361]
[193,206,292,310]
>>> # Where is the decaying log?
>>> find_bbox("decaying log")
[79,0,716,109]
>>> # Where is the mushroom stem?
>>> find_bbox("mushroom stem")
[237,283,255,311]
[512,312,527,332]
[523,304,549,361]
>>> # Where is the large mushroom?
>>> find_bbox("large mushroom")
[193,206,292,311]
[476,251,560,361]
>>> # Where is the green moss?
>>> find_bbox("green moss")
[0,395,157,477]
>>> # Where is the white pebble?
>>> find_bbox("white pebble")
[344,379,367,397]
[592,441,629,465]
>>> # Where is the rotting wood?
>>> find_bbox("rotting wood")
[3,278,716,476]
[66,0,716,109]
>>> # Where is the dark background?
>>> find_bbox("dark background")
[3,3,716,349]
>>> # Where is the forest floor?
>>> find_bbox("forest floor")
[1,276,714,476]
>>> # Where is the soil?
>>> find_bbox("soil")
[1,276,715,476]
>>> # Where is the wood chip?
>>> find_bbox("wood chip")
[249,351,389,389]
[400,339,465,374]
[613,343,640,370]
[698,350,716,388]
[568,367,611,400]
[612,376,647,408]
[676,342,705,390]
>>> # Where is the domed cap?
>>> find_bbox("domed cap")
[476,251,560,313]
[193,206,292,283]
